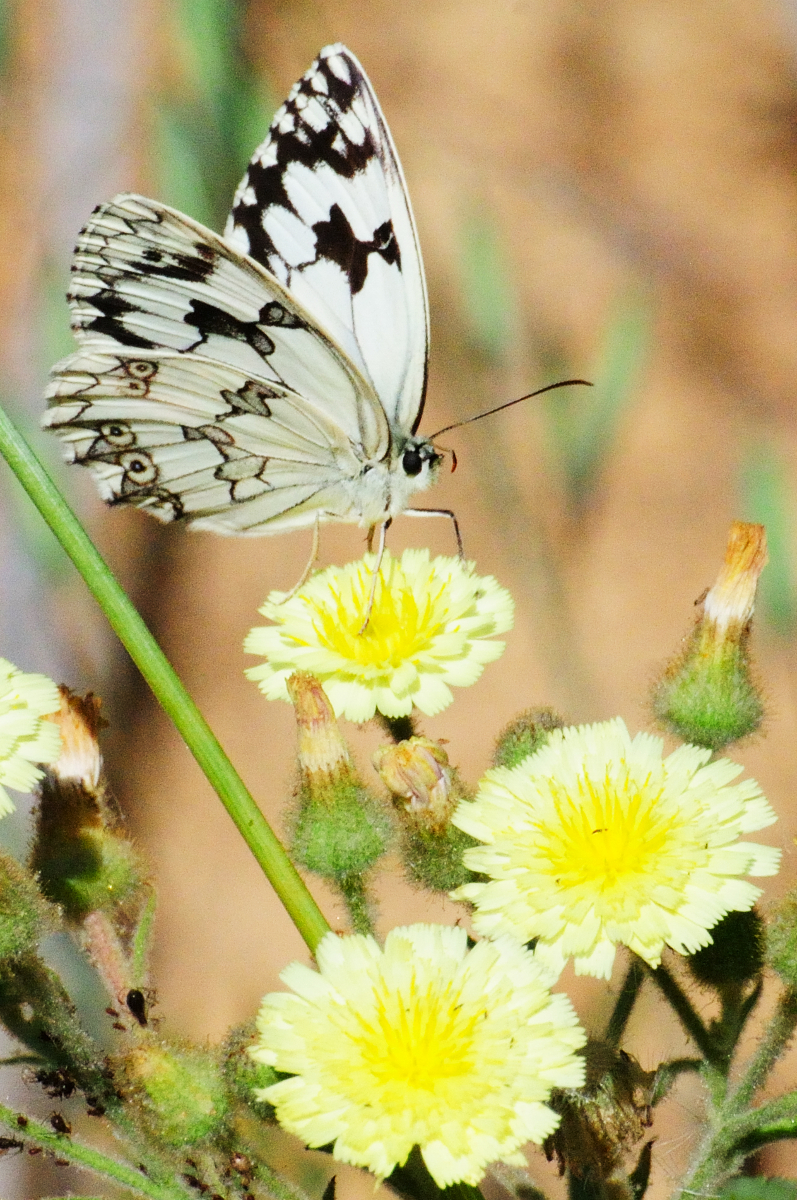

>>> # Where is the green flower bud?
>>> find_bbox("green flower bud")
[30,690,145,921]
[652,523,767,750]
[492,708,565,769]
[288,673,391,879]
[124,1040,228,1147]
[374,737,478,892]
[0,852,57,962]
[767,889,797,988]
[687,909,765,990]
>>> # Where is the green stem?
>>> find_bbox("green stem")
[0,403,329,955]
[338,873,375,936]
[730,986,797,1110]
[0,1102,189,1200]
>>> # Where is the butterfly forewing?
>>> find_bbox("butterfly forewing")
[225,44,429,435]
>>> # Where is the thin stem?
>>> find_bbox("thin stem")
[604,956,645,1047]
[338,873,375,936]
[730,986,797,1111]
[0,403,329,954]
[0,1102,189,1200]
[646,961,717,1064]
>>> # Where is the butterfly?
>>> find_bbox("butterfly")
[43,44,453,554]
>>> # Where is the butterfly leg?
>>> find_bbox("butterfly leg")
[358,520,390,634]
[404,508,464,558]
[276,515,321,604]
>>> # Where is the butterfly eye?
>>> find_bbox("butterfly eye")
[402,448,423,476]
[100,423,134,446]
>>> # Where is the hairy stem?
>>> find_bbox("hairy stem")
[0,402,329,954]
[730,986,797,1111]
[0,1103,190,1200]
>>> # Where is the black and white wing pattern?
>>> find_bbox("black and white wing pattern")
[225,44,429,436]
[44,45,437,536]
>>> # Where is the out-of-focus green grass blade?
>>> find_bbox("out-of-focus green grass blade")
[544,291,652,514]
[459,208,519,362]
[156,0,274,232]
[154,103,218,227]
[740,442,797,635]
[0,0,9,79]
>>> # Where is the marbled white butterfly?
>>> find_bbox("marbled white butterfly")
[43,45,450,548]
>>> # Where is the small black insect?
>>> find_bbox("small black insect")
[49,1112,72,1136]
[0,1137,23,1155]
[16,1115,28,1128]
[126,988,148,1026]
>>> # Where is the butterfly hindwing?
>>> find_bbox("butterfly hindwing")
[224,44,429,435]
[44,348,367,533]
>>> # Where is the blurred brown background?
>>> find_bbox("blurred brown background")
[2,0,797,1192]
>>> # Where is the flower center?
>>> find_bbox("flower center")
[354,977,478,1091]
[541,768,675,891]
[308,564,446,667]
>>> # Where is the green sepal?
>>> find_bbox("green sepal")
[221,1021,277,1120]
[652,637,763,751]
[123,1039,228,1148]
[30,775,144,921]
[292,783,392,880]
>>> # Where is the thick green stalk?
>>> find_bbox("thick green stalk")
[0,402,329,954]
[0,1102,189,1200]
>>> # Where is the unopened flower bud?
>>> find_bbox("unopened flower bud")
[123,1040,228,1147]
[687,909,765,991]
[652,522,768,750]
[30,691,144,922]
[287,672,352,795]
[374,737,478,892]
[373,737,452,827]
[493,707,565,770]
[50,688,103,791]
[287,673,391,880]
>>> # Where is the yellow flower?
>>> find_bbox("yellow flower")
[245,550,513,722]
[251,924,585,1187]
[0,659,61,815]
[452,718,780,980]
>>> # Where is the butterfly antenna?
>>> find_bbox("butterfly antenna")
[429,379,592,439]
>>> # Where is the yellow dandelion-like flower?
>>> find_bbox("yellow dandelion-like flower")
[251,924,585,1187]
[0,659,61,816]
[244,549,513,722]
[452,718,780,980]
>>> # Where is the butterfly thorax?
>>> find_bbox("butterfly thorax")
[347,436,441,527]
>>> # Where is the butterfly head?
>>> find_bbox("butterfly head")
[398,436,443,487]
